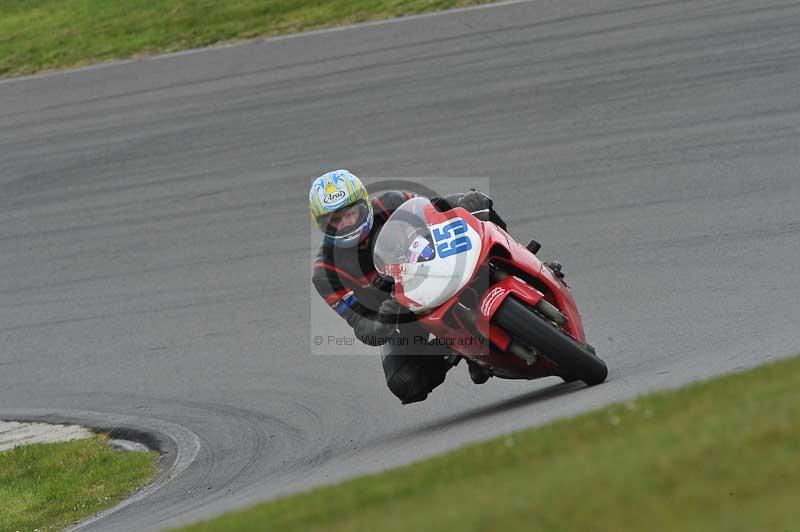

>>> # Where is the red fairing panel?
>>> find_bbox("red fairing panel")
[404,204,587,379]
[477,221,586,344]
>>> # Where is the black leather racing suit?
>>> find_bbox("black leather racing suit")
[312,190,503,404]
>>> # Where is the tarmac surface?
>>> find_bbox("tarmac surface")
[2,0,800,529]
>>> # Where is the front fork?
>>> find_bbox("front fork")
[456,267,568,366]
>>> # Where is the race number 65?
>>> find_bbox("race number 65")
[432,219,472,258]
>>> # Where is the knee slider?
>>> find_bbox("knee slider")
[386,363,428,404]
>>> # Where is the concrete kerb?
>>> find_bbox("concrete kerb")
[0,408,201,531]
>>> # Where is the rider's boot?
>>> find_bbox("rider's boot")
[526,240,565,282]
[445,352,462,368]
[544,260,565,281]
[467,360,492,384]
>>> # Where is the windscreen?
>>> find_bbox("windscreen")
[373,197,437,276]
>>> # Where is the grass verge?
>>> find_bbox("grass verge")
[0,0,498,78]
[0,433,159,532]
[175,355,800,532]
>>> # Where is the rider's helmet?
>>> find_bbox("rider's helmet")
[309,169,373,248]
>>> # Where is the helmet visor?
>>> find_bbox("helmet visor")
[317,200,371,237]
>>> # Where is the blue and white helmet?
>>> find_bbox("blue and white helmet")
[309,170,373,248]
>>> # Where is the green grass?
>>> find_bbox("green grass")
[0,434,159,532]
[0,0,497,78]
[176,355,800,532]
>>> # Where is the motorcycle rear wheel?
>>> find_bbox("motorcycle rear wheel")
[494,296,608,386]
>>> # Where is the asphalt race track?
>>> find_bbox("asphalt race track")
[2,0,800,529]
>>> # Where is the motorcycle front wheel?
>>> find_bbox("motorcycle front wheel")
[493,296,608,386]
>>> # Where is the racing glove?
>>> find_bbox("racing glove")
[456,189,494,213]
[431,190,492,214]
[346,298,413,346]
[432,190,507,230]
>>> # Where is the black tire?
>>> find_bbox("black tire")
[494,296,608,386]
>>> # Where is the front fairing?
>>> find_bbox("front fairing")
[373,197,483,312]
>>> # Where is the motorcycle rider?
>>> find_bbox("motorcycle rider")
[309,169,557,404]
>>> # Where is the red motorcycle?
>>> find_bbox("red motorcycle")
[373,197,608,385]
